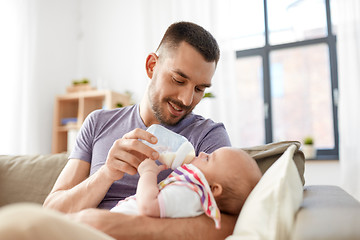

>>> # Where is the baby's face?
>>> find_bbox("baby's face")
[191,147,243,183]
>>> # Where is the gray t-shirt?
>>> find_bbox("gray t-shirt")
[69,104,231,209]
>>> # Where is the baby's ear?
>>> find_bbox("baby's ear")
[210,183,223,197]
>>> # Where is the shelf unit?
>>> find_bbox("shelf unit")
[52,90,131,153]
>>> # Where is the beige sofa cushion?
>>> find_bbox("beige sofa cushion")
[242,140,305,185]
[0,153,68,207]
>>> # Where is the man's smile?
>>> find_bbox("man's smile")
[168,101,185,117]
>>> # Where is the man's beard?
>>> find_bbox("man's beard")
[151,97,192,126]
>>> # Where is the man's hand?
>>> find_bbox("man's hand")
[102,128,160,181]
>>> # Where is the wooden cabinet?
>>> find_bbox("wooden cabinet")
[52,90,131,153]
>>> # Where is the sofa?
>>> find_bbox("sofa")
[1,141,360,239]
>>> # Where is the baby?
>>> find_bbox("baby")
[110,147,262,229]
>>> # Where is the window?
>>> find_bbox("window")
[234,0,338,159]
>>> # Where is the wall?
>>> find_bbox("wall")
[30,0,79,153]
[305,160,341,186]
[78,0,149,102]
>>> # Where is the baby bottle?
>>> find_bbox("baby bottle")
[143,124,195,169]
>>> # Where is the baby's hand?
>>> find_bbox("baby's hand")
[138,159,168,176]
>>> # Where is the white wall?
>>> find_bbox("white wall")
[305,160,341,186]
[78,0,149,102]
[30,0,79,153]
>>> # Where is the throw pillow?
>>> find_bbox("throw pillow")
[226,144,303,240]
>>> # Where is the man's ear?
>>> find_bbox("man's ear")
[145,53,158,79]
[210,183,223,197]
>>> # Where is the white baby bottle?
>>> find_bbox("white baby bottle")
[143,124,195,169]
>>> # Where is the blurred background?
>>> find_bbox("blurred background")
[0,0,359,200]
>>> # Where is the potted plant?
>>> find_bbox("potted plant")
[203,92,215,99]
[67,78,95,93]
[302,136,316,159]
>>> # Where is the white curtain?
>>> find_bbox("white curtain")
[0,0,37,154]
[337,0,360,201]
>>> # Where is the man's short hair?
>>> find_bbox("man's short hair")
[156,21,220,65]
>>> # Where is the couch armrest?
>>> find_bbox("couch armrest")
[0,153,68,207]
[292,185,360,240]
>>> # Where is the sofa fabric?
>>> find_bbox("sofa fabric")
[242,141,305,185]
[0,153,68,207]
[292,185,360,240]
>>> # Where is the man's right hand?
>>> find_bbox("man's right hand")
[102,128,160,181]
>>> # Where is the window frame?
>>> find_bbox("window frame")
[235,0,339,159]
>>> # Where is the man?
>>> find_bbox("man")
[1,21,237,240]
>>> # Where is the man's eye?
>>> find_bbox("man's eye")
[195,87,205,93]
[172,77,183,84]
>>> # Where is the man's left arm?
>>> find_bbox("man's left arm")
[68,208,237,240]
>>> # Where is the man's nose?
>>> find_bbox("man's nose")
[178,86,194,106]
